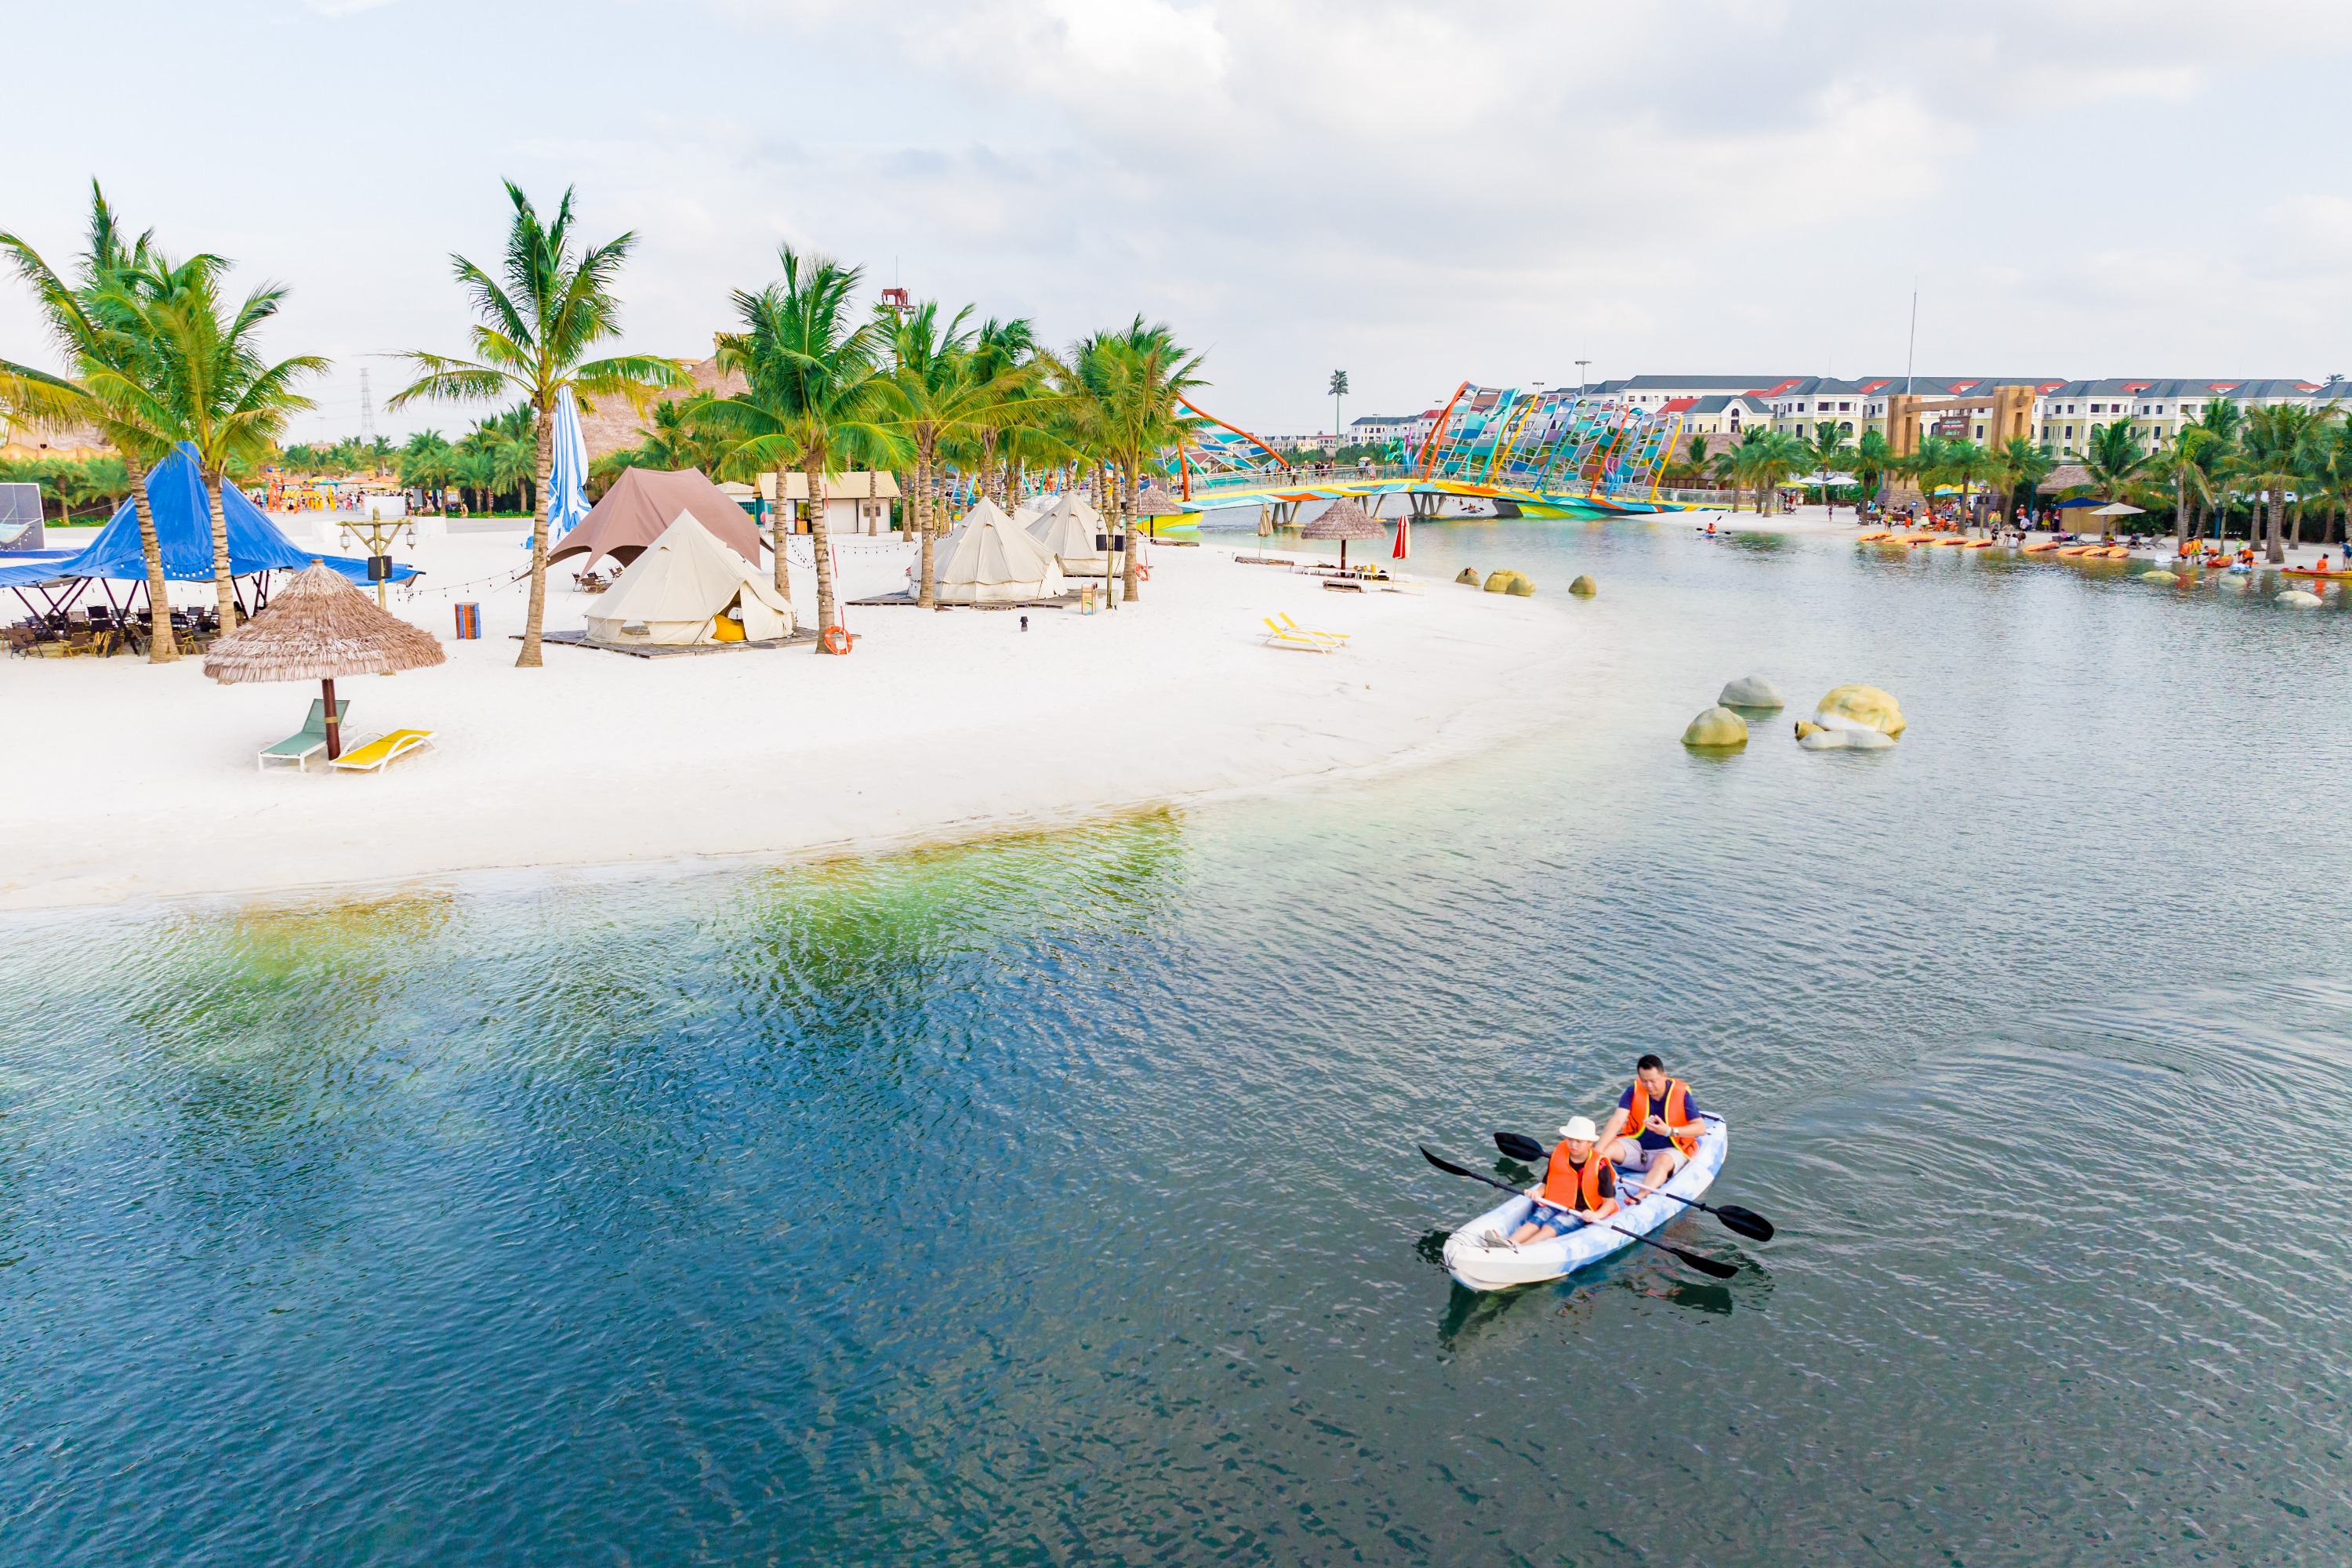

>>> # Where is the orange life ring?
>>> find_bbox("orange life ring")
[821,623,853,654]
[1137,564,1152,582]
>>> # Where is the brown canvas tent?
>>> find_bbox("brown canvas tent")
[551,468,764,569]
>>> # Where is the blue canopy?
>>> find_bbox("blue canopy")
[0,443,418,590]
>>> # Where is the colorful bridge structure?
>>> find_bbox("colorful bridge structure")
[1167,383,1693,521]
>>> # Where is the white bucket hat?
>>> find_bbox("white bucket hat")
[1559,1116,1599,1143]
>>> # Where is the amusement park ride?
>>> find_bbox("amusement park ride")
[1167,383,1694,520]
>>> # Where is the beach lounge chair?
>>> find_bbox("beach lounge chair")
[1262,615,1341,652]
[328,728,435,774]
[1279,612,1349,642]
[258,698,352,772]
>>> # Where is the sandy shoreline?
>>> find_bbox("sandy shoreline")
[2,531,1584,912]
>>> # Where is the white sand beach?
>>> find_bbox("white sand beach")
[1,528,1584,910]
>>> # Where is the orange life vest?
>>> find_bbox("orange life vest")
[1539,1145,1618,1218]
[1625,1078,1700,1157]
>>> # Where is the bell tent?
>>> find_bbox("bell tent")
[551,467,765,570]
[584,512,796,645]
[934,497,1067,604]
[1024,492,1109,576]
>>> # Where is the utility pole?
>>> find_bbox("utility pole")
[358,368,376,451]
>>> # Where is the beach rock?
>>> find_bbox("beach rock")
[2140,570,2179,585]
[1799,725,1896,751]
[1794,720,1825,739]
[1504,575,1535,597]
[1681,706,1748,750]
[1484,569,1531,595]
[1719,674,1786,710]
[1814,684,1906,738]
[1568,575,1598,597]
[2279,589,2324,607]
[1456,567,1481,586]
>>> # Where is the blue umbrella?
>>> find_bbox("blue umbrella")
[539,384,592,545]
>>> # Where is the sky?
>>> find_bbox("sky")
[8,0,2352,442]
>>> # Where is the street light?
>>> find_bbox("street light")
[1575,361,1591,396]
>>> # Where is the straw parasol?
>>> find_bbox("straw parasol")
[205,561,446,760]
[1298,496,1384,568]
[1133,493,1186,538]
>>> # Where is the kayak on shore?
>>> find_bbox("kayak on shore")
[1439,1116,1730,1292]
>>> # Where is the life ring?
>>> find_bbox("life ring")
[821,623,853,654]
[1137,564,1152,582]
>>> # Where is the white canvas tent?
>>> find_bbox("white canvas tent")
[584,511,797,644]
[1024,492,1109,576]
[935,496,1068,604]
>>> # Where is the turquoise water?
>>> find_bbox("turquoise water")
[5,522,2350,1565]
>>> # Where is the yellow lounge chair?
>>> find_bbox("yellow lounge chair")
[1279,612,1350,641]
[1262,616,1340,652]
[328,728,436,773]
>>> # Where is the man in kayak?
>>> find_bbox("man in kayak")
[1491,1116,1619,1247]
[1599,1054,1708,1198]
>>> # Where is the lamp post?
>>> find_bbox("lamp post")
[1575,361,1590,397]
[339,504,415,610]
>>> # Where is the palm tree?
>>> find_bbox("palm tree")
[1851,429,1896,509]
[2230,405,2312,563]
[1995,437,2056,526]
[2,185,192,661]
[968,315,1047,511]
[389,181,688,667]
[1080,318,1204,602]
[697,245,903,644]
[874,299,978,608]
[2146,426,2216,546]
[138,260,327,627]
[2080,421,2154,535]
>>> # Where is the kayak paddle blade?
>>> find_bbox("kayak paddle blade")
[1492,1131,1548,1163]
[1713,1205,1775,1242]
[1669,1247,1740,1280]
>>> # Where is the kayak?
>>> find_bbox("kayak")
[2282,567,2352,579]
[1440,1116,1730,1291]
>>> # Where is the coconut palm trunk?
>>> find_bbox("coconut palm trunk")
[125,455,176,661]
[2267,492,2285,563]
[805,456,841,644]
[206,478,238,627]
[916,447,939,608]
[519,408,554,666]
[1121,459,1142,603]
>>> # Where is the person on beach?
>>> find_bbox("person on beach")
[1599,1054,1708,1197]
[1490,1116,1619,1247]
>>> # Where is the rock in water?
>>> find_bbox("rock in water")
[1794,720,1824,739]
[1568,575,1598,597]
[1814,684,1906,738]
[2140,570,2179,585]
[1484,569,1533,594]
[1682,706,1748,750]
[1719,673,1786,710]
[1799,726,1896,751]
[1456,567,1481,586]
[2279,589,2324,607]
[1504,575,1535,597]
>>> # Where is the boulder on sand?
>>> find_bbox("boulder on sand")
[1681,706,1748,750]
[1456,567,1481,586]
[1719,673,1785,710]
[1484,569,1533,595]
[2279,589,2323,607]
[1814,684,1906,738]
[1568,575,1598,597]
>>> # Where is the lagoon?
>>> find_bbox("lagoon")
[5,518,2349,1564]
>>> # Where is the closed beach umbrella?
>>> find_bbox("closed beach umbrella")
[1299,496,1384,568]
[546,384,592,543]
[204,561,446,759]
[1392,510,1411,561]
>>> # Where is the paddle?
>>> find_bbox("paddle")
[1417,1145,1738,1279]
[1491,1131,1775,1243]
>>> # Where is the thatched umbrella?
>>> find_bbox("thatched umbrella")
[1134,493,1187,539]
[204,561,445,760]
[1298,496,1384,568]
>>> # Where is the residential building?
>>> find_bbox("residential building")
[1603,375,1803,412]
[1347,415,1415,445]
[1669,395,1771,437]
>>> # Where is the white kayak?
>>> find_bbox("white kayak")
[1439,1115,1729,1292]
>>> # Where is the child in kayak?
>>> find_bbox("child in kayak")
[1599,1054,1708,1198]
[1489,1116,1620,1247]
